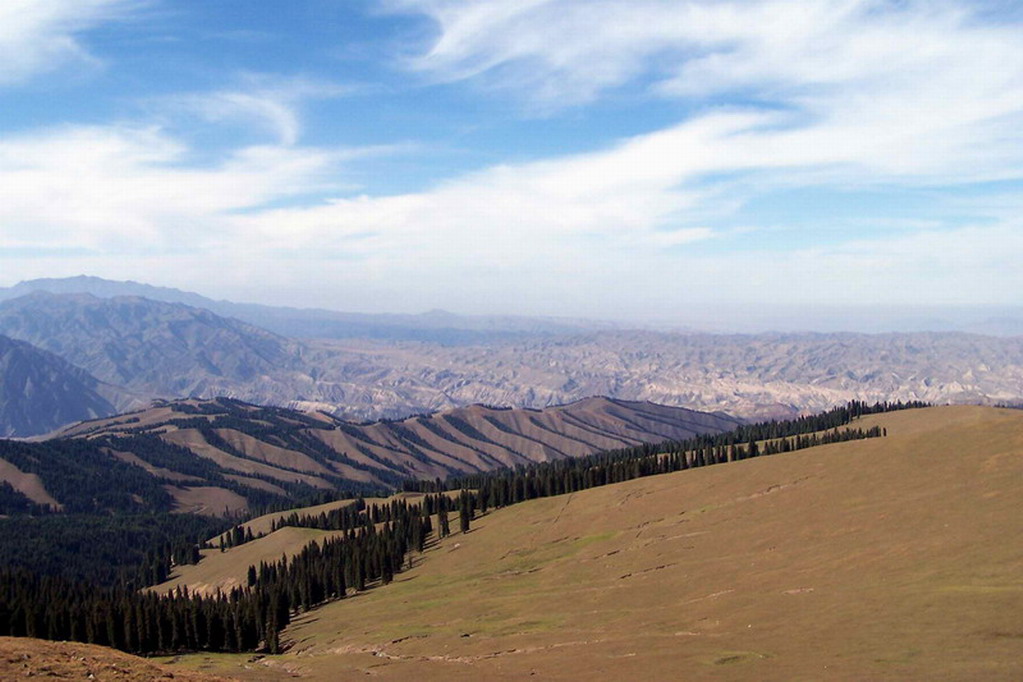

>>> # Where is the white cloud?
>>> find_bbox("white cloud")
[2,0,1021,322]
[159,75,352,146]
[393,1,1022,103]
[390,0,1023,177]
[4,99,1016,316]
[320,0,1023,317]
[211,105,1020,313]
[0,124,347,252]
[0,0,139,85]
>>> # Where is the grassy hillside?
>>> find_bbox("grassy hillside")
[153,492,461,597]
[167,406,1023,680]
[153,527,347,597]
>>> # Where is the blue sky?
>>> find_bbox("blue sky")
[1,1,1022,330]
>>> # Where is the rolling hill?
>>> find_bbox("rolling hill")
[1,397,738,516]
[163,406,1023,680]
[0,637,227,681]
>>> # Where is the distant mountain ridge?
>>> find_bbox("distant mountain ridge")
[0,276,612,343]
[0,335,117,437]
[6,275,1022,337]
[0,277,1020,438]
[0,291,305,399]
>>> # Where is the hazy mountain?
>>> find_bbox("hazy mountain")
[0,276,613,343]
[0,292,305,399]
[0,335,117,438]
[0,291,452,418]
[7,275,1022,337]
[299,330,1023,421]
[0,284,1020,426]
[2,397,737,516]
[0,276,217,309]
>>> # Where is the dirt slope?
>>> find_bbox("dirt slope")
[0,457,61,508]
[0,637,229,681]
[169,406,1023,680]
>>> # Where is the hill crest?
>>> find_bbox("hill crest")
[2,397,740,516]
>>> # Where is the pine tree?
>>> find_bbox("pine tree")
[458,491,471,534]
[437,505,450,538]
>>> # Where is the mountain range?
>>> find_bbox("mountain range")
[0,276,1020,438]
[0,276,611,344]
[0,292,304,406]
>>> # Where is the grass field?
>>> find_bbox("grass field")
[156,492,453,596]
[165,406,1023,680]
[153,526,346,597]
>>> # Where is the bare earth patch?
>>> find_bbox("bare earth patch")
[0,457,61,508]
[0,637,231,681]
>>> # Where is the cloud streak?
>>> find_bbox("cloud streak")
[394,2,1023,177]
[0,124,345,252]
[159,75,352,146]
[0,0,140,86]
[1,1,1021,325]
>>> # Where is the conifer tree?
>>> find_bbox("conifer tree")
[437,505,450,538]
[458,490,471,533]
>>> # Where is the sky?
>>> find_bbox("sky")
[1,0,1022,330]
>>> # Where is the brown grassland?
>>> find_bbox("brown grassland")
[154,493,461,597]
[155,406,1020,679]
[0,636,229,681]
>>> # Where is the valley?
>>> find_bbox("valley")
[4,2,1021,679]
[0,280,1018,681]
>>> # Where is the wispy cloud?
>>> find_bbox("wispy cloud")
[0,124,348,253]
[0,0,140,85]
[218,106,1020,313]
[1,113,1017,315]
[2,1,1021,321]
[158,74,352,146]
[291,0,1023,315]
[391,1,1022,108]
[390,1,1023,176]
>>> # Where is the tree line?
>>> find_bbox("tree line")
[0,497,431,655]
[406,401,907,505]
